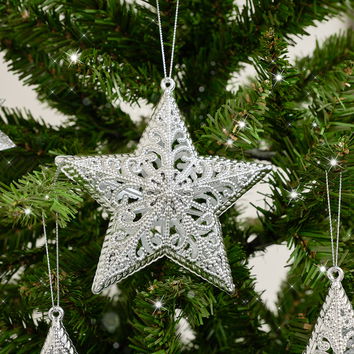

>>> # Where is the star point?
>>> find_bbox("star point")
[0,131,15,151]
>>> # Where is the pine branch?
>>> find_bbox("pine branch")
[0,166,82,227]
[0,2,353,353]
[296,29,354,88]
[0,0,350,139]
[129,277,213,353]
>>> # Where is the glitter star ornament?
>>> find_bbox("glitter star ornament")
[56,78,271,294]
[0,130,15,151]
[41,306,78,354]
[304,267,354,354]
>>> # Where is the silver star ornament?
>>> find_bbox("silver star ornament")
[0,130,15,151]
[56,79,271,294]
[41,306,78,354]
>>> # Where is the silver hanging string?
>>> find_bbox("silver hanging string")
[43,213,55,308]
[42,212,61,308]
[155,0,180,79]
[55,213,60,306]
[325,171,342,267]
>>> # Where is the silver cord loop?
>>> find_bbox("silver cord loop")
[325,171,343,269]
[42,212,61,310]
[335,172,342,267]
[155,0,180,80]
[43,213,55,309]
[55,213,60,307]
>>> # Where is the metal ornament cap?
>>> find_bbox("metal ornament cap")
[41,306,78,354]
[48,306,64,321]
[304,270,354,354]
[0,130,15,151]
[160,77,175,92]
[56,90,271,294]
[327,266,344,283]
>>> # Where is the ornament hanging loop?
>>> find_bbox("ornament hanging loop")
[155,0,180,79]
[327,266,344,282]
[48,306,64,321]
[161,77,175,92]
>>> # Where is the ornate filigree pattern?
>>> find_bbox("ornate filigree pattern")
[304,273,354,354]
[56,89,271,294]
[0,130,15,151]
[41,307,77,354]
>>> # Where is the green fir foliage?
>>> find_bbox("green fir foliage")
[0,1,353,353]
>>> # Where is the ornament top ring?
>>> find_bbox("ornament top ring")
[48,306,64,321]
[327,266,344,282]
[161,77,175,91]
